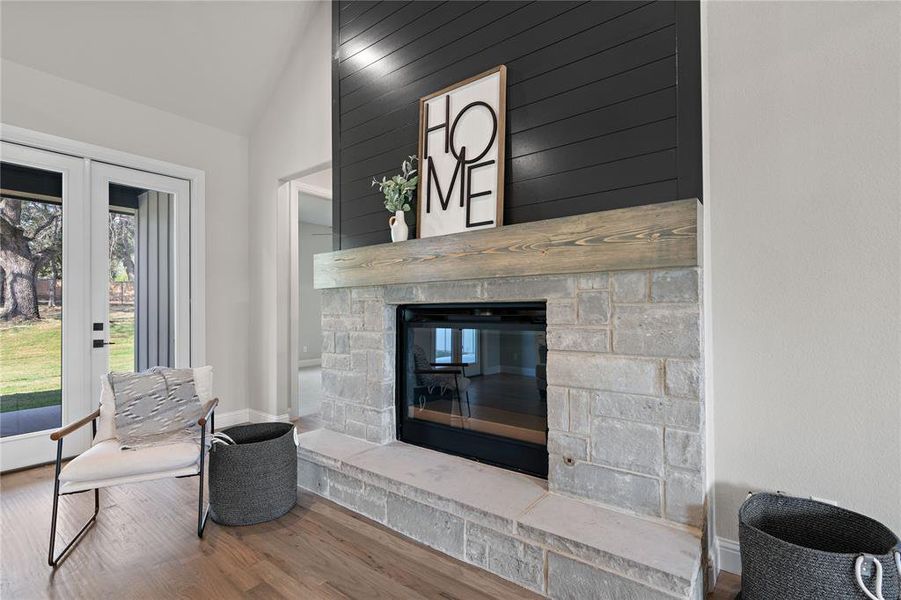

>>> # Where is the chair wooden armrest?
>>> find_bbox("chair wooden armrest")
[197,398,219,427]
[50,409,101,441]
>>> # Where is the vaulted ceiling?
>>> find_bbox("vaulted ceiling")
[0,1,318,135]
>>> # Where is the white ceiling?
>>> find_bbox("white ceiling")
[0,1,318,135]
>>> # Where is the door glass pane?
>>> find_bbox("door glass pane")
[461,328,477,364]
[0,162,63,436]
[108,183,174,371]
[434,328,452,364]
[108,208,136,371]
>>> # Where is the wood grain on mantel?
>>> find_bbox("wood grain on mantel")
[314,199,698,289]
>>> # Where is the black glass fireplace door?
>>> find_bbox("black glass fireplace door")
[396,303,548,478]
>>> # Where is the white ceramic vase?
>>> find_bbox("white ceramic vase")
[389,210,409,242]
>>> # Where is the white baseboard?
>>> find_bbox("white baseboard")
[214,408,290,428]
[248,409,290,423]
[215,409,249,428]
[498,366,536,376]
[717,537,742,576]
[298,358,321,368]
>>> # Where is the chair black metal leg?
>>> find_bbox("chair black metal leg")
[452,375,462,426]
[48,438,99,568]
[197,481,209,537]
[197,421,210,537]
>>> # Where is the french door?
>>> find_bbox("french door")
[1,143,91,469]
[0,144,192,471]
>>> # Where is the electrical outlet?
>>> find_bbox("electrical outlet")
[302,345,308,353]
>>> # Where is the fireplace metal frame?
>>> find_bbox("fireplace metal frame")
[395,302,549,478]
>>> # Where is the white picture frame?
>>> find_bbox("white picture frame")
[416,65,506,239]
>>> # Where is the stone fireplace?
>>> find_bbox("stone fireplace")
[298,200,706,598]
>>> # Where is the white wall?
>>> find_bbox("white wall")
[1,59,251,416]
[248,1,331,416]
[705,0,901,556]
[299,220,332,362]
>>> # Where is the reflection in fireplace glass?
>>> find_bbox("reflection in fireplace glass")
[397,303,548,477]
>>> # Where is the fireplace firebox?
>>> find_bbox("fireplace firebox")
[396,303,548,477]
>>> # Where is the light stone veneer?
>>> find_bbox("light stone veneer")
[319,268,705,529]
[298,428,704,599]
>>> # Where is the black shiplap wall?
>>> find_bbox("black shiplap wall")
[333,0,701,250]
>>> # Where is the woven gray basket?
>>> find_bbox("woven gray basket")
[208,423,297,526]
[739,493,900,600]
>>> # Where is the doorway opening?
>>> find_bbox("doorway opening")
[286,167,331,420]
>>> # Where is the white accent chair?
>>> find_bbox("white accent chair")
[47,366,218,567]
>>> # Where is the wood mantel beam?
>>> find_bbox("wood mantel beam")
[314,199,699,290]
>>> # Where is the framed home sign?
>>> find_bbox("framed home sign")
[417,65,506,239]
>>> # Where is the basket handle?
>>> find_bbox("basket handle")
[855,555,885,600]
[211,432,236,445]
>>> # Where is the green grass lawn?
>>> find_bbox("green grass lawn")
[0,307,135,413]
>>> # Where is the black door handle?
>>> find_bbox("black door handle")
[92,340,116,348]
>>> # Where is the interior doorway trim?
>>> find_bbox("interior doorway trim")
[0,124,207,368]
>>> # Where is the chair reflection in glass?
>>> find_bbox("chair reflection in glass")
[412,344,471,420]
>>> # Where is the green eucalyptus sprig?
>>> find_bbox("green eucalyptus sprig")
[372,155,418,213]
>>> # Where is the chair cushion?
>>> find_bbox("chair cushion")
[59,466,201,495]
[59,439,200,484]
[94,365,213,443]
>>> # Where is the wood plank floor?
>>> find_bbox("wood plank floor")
[1,420,741,599]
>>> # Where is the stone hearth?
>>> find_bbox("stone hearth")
[298,428,703,598]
